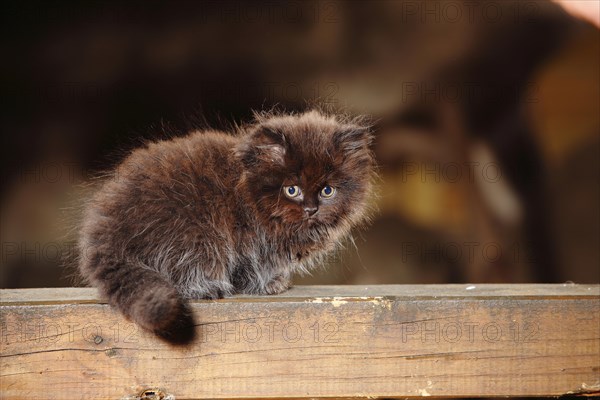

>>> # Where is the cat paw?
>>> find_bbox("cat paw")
[204,288,225,300]
[264,275,291,295]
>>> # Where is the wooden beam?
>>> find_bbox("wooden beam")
[1,284,599,399]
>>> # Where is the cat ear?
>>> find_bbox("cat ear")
[333,125,372,152]
[237,127,287,167]
[252,127,287,165]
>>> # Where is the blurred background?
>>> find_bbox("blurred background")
[1,0,598,288]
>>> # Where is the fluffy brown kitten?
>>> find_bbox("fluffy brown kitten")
[78,110,375,343]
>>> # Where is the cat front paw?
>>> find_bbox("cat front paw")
[264,275,291,295]
[203,288,225,300]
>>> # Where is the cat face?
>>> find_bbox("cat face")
[237,111,374,236]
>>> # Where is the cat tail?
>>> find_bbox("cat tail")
[87,255,196,344]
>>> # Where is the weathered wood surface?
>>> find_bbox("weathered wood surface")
[1,284,599,399]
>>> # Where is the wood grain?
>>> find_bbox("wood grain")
[1,285,599,399]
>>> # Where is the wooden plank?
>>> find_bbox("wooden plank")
[2,284,597,304]
[1,285,599,399]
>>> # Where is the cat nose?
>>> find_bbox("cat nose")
[304,206,318,217]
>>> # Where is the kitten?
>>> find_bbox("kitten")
[78,110,375,343]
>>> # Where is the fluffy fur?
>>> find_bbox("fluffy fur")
[78,110,375,343]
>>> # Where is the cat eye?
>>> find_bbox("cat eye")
[283,185,302,199]
[320,185,336,198]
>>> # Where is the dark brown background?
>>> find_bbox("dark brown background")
[2,0,598,288]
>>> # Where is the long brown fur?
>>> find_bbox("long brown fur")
[78,110,375,343]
